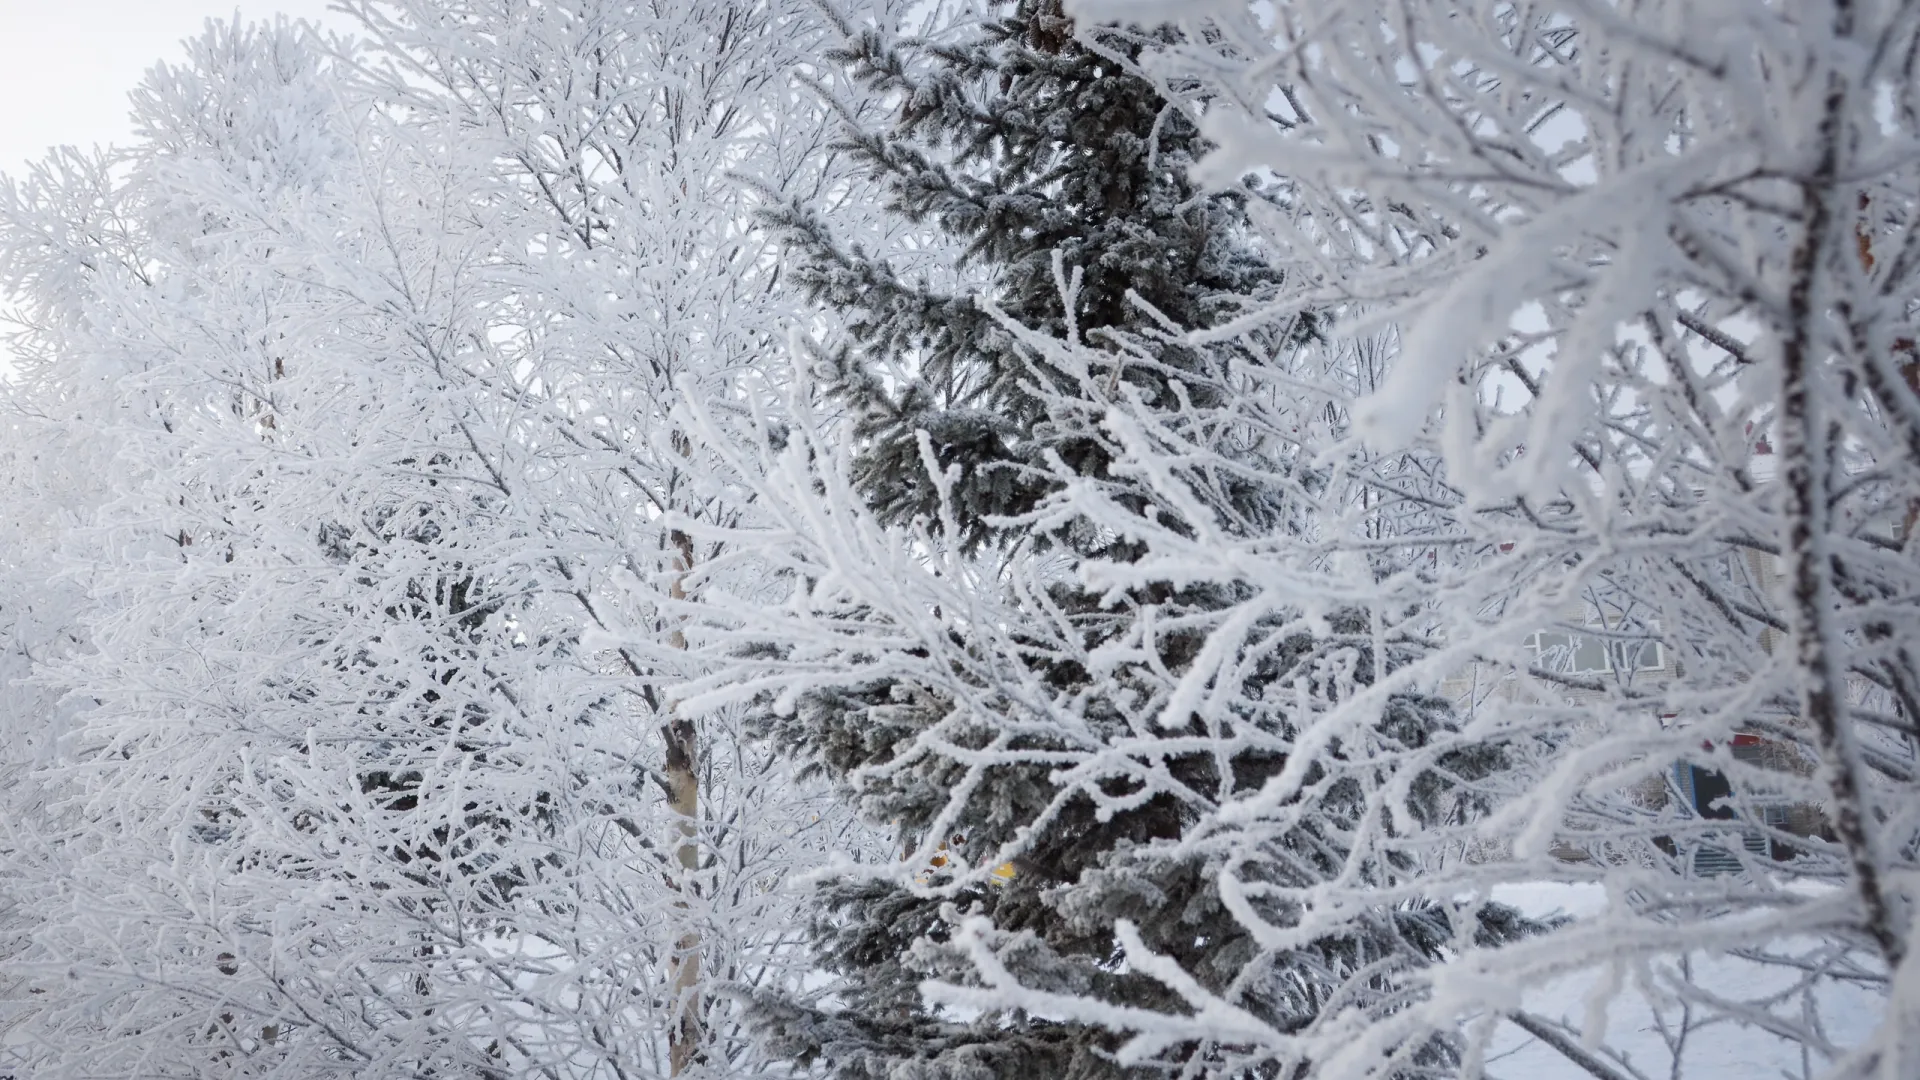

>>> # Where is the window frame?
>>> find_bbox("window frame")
[1528,624,1665,675]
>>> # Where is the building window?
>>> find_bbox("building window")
[1670,734,1808,874]
[1530,629,1663,674]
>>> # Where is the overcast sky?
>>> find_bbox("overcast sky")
[0,0,349,179]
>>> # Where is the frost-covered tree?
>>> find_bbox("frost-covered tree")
[0,20,603,1077]
[669,4,1536,1077]
[871,1,1920,1077]
[758,0,1310,545]
[0,5,903,1077]
[0,340,96,1074]
[16,2,1907,1080]
[0,142,132,1064]
[334,0,910,1072]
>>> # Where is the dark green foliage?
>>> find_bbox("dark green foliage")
[755,610,1527,1078]
[747,4,1531,1077]
[765,0,1304,549]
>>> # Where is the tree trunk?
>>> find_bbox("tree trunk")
[665,526,703,1075]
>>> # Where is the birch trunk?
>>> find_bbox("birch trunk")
[665,526,703,1075]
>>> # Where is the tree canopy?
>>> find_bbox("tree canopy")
[1,3,1913,1079]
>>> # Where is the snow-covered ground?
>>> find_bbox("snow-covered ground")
[1482,883,1884,1080]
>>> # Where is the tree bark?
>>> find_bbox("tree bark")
[665,525,703,1075]
[1778,12,1906,970]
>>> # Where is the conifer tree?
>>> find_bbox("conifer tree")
[715,3,1533,1077]
[765,0,1297,548]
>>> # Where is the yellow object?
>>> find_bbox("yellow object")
[912,834,1016,886]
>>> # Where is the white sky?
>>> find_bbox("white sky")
[0,0,350,178]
